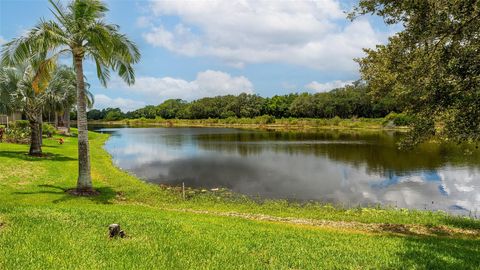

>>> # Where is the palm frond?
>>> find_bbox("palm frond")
[0,66,22,114]
[84,21,140,86]
[69,0,108,31]
[32,56,58,94]
[1,19,69,67]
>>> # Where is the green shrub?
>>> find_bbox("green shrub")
[287,117,298,125]
[383,113,413,127]
[254,115,275,124]
[13,120,30,129]
[6,120,30,143]
[223,116,238,124]
[206,118,219,124]
[42,123,56,137]
[332,116,341,126]
[314,119,327,126]
[393,114,413,126]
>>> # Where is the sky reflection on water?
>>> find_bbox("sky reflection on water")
[99,127,480,215]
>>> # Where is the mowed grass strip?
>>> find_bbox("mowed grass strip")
[1,205,479,269]
[0,131,479,269]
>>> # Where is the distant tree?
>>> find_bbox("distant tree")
[104,110,124,121]
[188,98,217,119]
[156,99,187,119]
[263,94,298,118]
[289,93,317,118]
[122,88,402,121]
[142,105,158,119]
[87,109,102,120]
[228,93,264,118]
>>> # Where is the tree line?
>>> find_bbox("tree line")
[88,82,403,121]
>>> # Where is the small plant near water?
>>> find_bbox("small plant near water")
[254,115,275,124]
[383,112,413,127]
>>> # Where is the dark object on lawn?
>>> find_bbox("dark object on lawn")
[108,223,126,238]
[58,138,64,145]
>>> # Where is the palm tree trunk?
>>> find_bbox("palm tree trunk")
[29,112,42,156]
[74,55,93,191]
[54,111,58,128]
[38,111,43,146]
[64,109,71,133]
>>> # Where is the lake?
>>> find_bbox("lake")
[96,126,480,216]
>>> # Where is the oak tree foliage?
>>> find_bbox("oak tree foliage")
[351,0,480,146]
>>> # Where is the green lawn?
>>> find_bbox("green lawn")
[0,132,479,269]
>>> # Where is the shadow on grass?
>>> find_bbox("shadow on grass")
[442,216,480,230]
[13,184,116,204]
[398,236,480,269]
[370,222,479,238]
[0,151,76,162]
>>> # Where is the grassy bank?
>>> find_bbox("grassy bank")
[1,132,479,269]
[89,117,408,131]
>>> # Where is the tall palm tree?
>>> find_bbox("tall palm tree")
[2,0,140,193]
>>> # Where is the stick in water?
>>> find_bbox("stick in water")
[182,182,185,200]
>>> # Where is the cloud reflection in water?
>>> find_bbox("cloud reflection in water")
[101,127,480,215]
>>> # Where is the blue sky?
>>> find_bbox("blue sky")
[0,0,396,112]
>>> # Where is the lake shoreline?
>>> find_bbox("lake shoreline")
[2,130,474,223]
[99,125,480,214]
[88,117,410,132]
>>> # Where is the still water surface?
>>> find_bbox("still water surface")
[98,127,480,215]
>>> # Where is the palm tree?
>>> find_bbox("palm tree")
[0,65,20,116]
[45,66,94,134]
[0,58,57,156]
[2,0,140,193]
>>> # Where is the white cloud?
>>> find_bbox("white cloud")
[305,80,353,92]
[136,16,152,28]
[111,70,254,102]
[93,94,146,112]
[0,36,5,45]
[143,0,387,72]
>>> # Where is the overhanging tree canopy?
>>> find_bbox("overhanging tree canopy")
[351,0,480,145]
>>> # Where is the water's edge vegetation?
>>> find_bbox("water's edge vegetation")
[88,116,410,131]
[1,130,479,268]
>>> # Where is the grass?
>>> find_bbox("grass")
[90,116,407,131]
[1,132,479,269]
